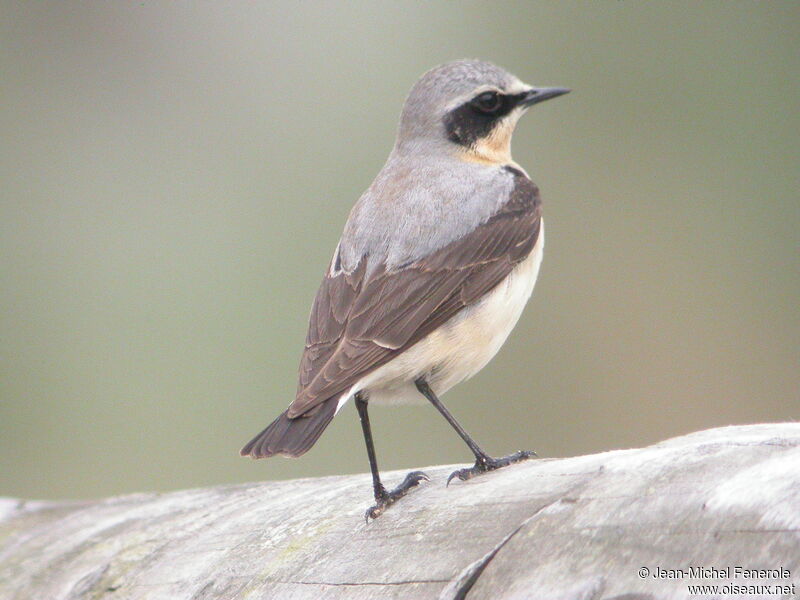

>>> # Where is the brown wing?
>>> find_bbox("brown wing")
[288,173,541,418]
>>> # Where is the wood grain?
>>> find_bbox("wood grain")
[1,423,798,599]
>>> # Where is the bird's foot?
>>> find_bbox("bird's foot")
[447,450,537,486]
[365,470,429,522]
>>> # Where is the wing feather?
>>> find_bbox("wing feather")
[288,172,541,418]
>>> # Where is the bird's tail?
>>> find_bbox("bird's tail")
[240,398,338,459]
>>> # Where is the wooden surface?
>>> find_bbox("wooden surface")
[1,423,798,599]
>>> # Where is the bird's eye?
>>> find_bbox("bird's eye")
[472,91,502,114]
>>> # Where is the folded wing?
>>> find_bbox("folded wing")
[288,172,542,419]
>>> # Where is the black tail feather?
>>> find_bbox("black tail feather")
[240,398,338,458]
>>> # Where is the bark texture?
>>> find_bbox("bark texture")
[1,423,798,600]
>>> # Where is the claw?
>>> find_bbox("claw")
[446,468,471,487]
[446,450,538,487]
[511,450,537,461]
[402,470,430,486]
[364,504,383,523]
[365,470,430,522]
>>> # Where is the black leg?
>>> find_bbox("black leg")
[355,392,387,500]
[414,379,490,460]
[355,392,428,521]
[415,378,537,485]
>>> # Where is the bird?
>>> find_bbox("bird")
[241,59,569,520]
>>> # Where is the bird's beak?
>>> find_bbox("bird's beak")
[521,86,571,107]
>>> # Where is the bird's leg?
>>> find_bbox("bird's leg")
[354,392,428,521]
[414,378,537,485]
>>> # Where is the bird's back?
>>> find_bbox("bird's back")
[337,151,518,277]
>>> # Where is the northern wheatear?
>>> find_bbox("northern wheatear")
[242,59,569,519]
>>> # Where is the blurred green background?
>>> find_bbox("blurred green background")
[1,2,797,501]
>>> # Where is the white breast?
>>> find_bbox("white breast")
[337,220,544,411]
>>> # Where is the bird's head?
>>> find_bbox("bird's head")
[397,59,569,164]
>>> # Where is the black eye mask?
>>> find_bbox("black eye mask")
[444,91,528,148]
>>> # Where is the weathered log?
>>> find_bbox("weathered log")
[1,424,798,599]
